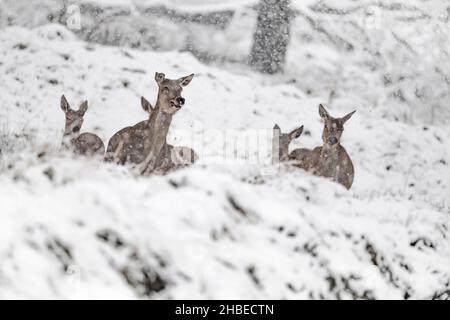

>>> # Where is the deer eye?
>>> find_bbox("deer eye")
[163,86,169,92]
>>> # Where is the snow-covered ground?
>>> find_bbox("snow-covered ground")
[0,20,449,298]
[2,0,449,125]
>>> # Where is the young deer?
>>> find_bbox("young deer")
[60,95,105,157]
[105,72,196,175]
[272,124,305,163]
[296,104,356,189]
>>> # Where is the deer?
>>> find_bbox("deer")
[104,96,153,165]
[105,72,197,175]
[272,124,305,163]
[293,104,356,190]
[60,95,105,157]
[106,96,198,171]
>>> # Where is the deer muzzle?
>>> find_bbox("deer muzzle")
[171,97,185,109]
[328,137,338,145]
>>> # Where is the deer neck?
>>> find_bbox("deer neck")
[272,137,286,164]
[279,147,289,162]
[320,143,340,162]
[149,102,173,146]
[141,100,173,173]
[62,131,79,149]
[318,143,341,175]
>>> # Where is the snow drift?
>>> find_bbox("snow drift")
[0,24,449,299]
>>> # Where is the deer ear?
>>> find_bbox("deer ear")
[141,96,153,113]
[178,74,194,87]
[60,95,70,113]
[319,104,330,120]
[155,72,165,85]
[289,125,304,140]
[79,101,88,115]
[342,110,356,123]
[273,124,281,130]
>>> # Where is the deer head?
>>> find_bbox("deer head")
[273,124,304,161]
[154,72,194,114]
[60,95,88,136]
[319,104,355,147]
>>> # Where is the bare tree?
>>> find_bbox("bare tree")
[249,0,292,74]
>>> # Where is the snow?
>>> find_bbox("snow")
[2,0,448,126]
[83,0,260,12]
[0,4,449,300]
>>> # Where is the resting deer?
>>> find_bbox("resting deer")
[60,95,105,157]
[105,73,197,175]
[104,96,153,164]
[272,124,305,163]
[106,96,198,171]
[295,104,356,189]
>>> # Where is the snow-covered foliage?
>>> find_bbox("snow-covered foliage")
[0,23,449,299]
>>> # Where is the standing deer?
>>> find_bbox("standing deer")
[295,104,356,189]
[60,95,105,157]
[272,124,305,163]
[105,72,197,175]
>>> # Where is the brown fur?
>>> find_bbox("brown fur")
[272,124,306,163]
[60,95,105,157]
[105,73,197,175]
[293,104,356,190]
[105,118,149,164]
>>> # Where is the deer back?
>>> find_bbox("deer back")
[151,144,198,175]
[105,120,149,164]
[73,133,105,157]
[60,95,105,157]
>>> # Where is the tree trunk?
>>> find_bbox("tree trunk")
[249,0,292,74]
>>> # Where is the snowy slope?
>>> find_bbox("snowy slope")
[1,1,449,126]
[0,25,449,299]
